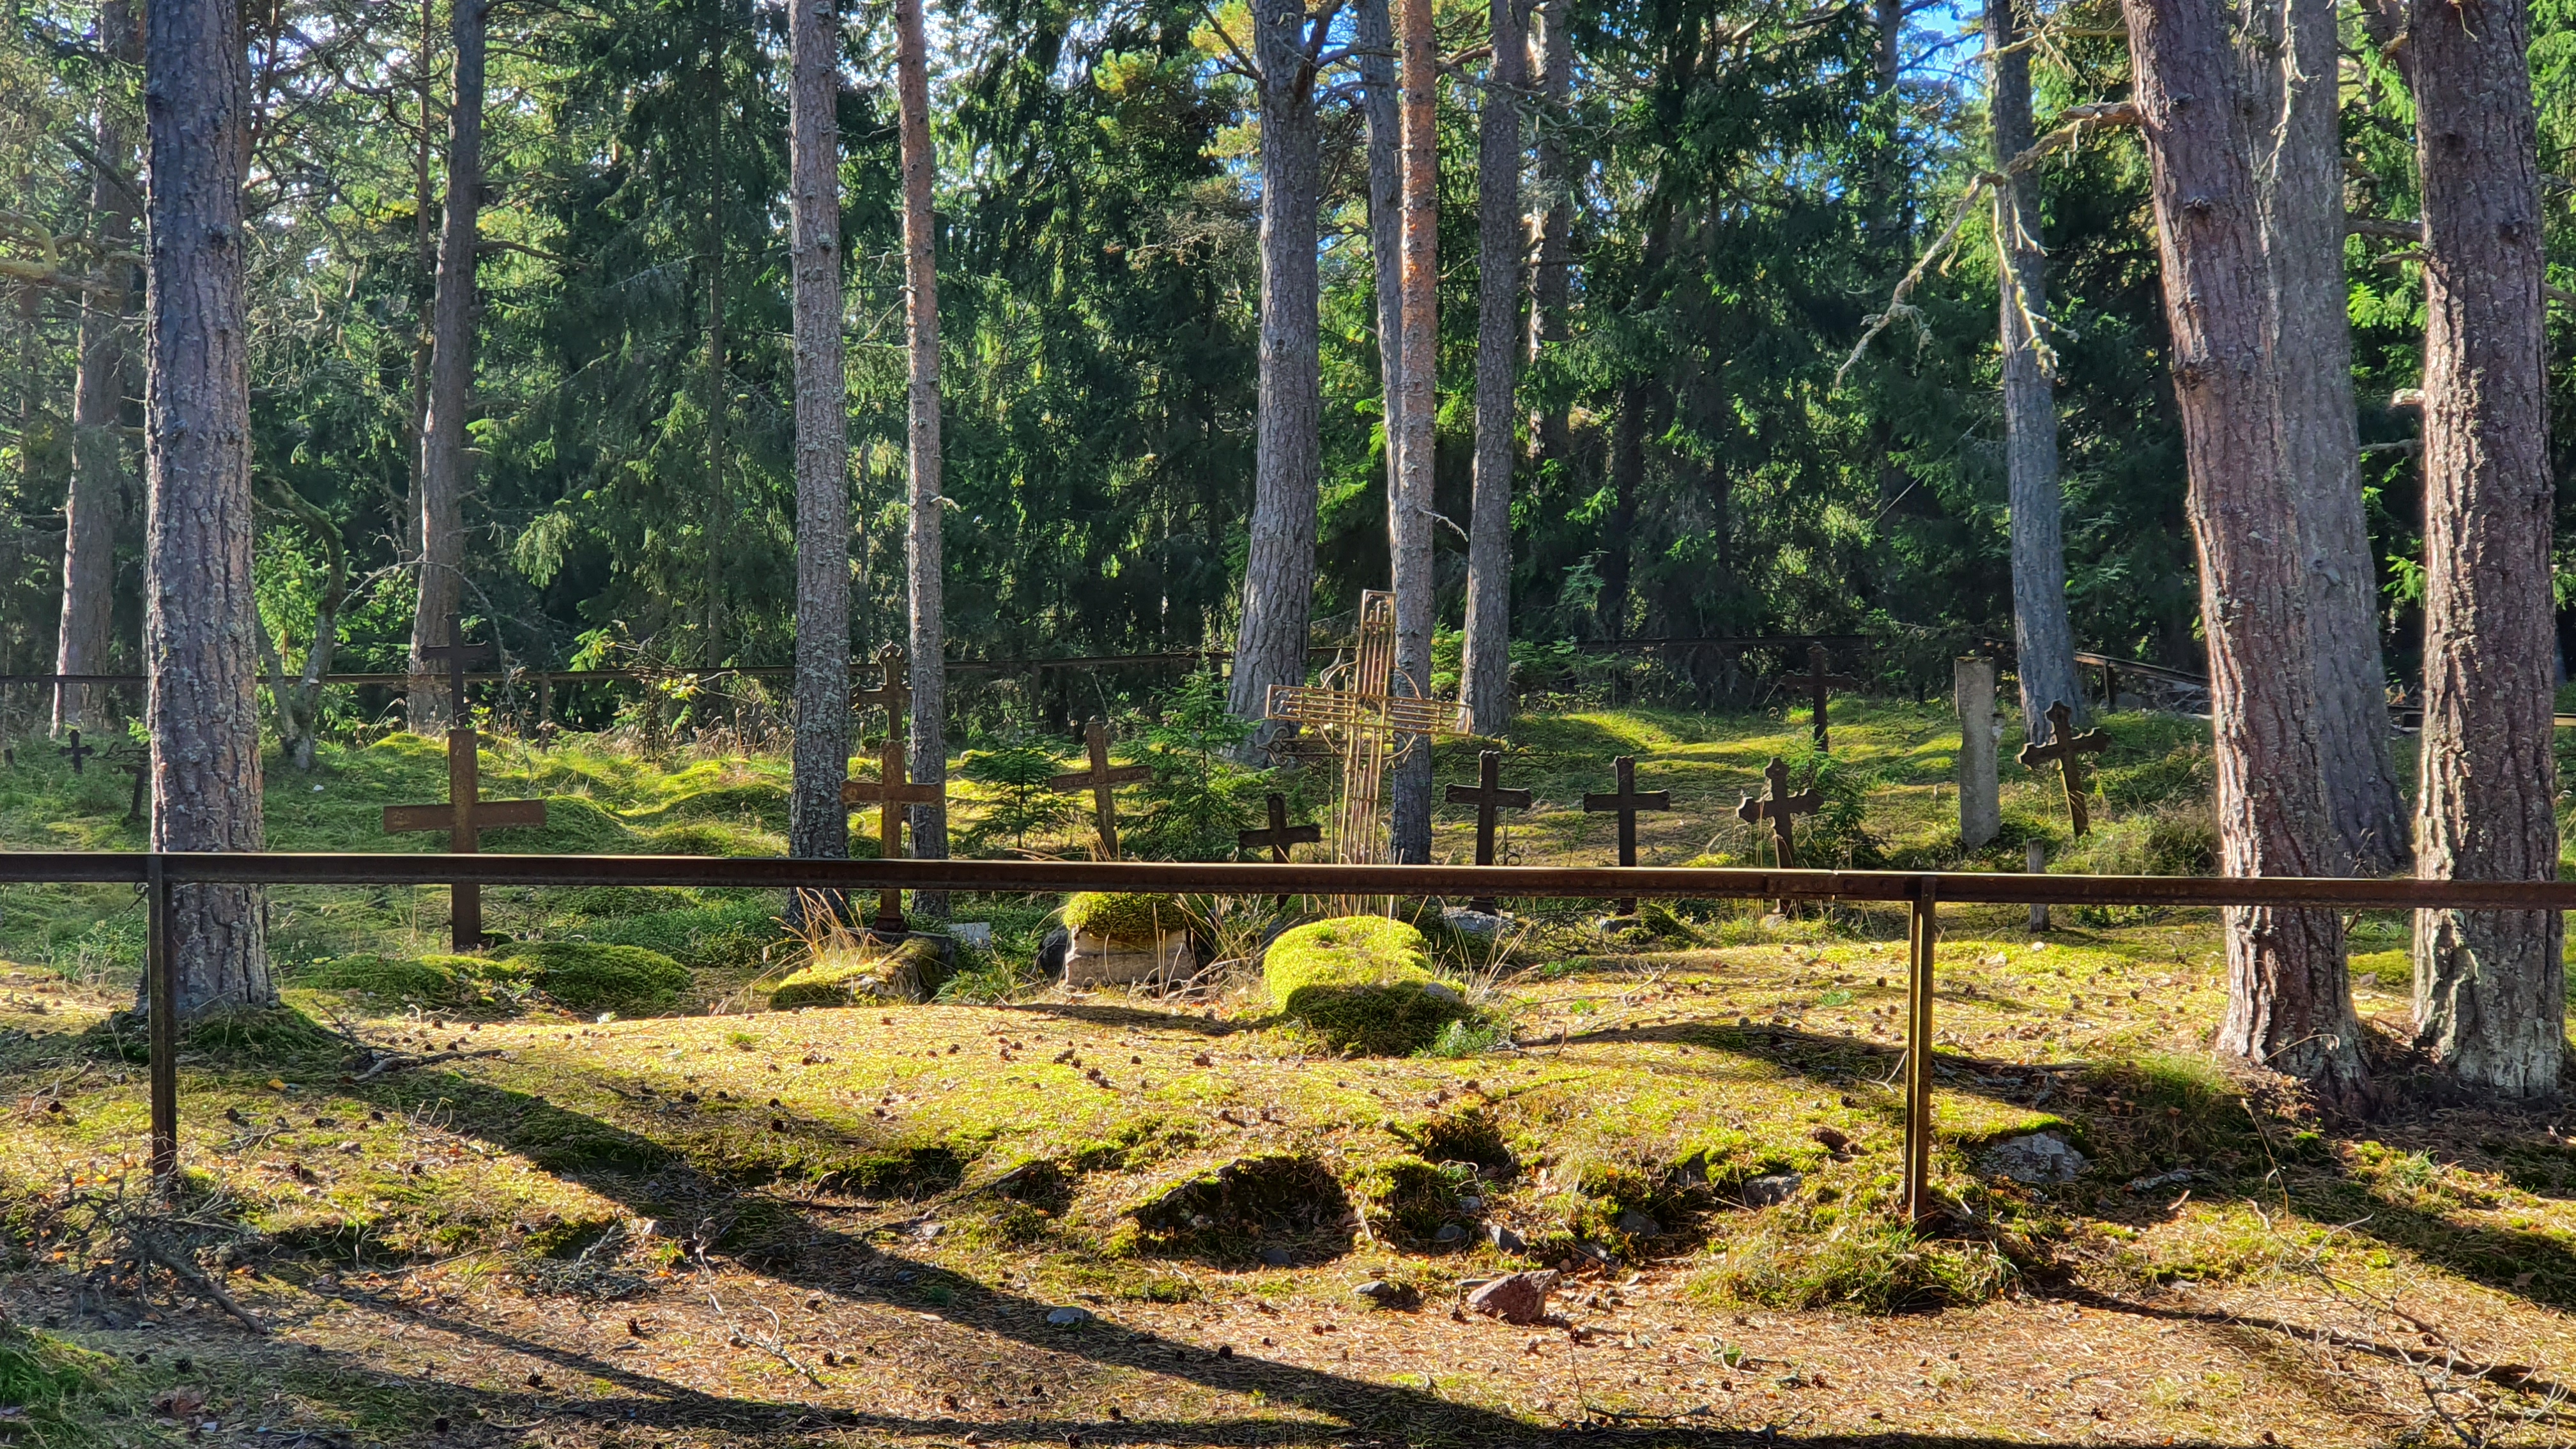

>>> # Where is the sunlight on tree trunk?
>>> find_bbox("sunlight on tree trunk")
[1388,0,1438,862]
[897,0,949,914]
[1459,0,1522,738]
[408,0,485,732]
[786,0,852,866]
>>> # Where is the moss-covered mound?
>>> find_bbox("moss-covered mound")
[770,937,951,1009]
[1127,1153,1353,1255]
[1061,892,1188,945]
[289,953,526,1011]
[491,941,691,1014]
[1262,916,1471,1055]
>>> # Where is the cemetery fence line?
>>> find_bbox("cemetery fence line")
[6,850,2571,1226]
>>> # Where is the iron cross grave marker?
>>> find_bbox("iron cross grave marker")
[1051,717,1153,861]
[1786,644,1859,751]
[1239,791,1323,907]
[1264,590,1468,867]
[1584,755,1671,915]
[2018,700,2109,837]
[1445,749,1532,915]
[1736,755,1821,870]
[843,645,942,935]
[384,632,549,950]
[57,729,95,775]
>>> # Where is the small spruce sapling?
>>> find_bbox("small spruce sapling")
[1130,670,1265,861]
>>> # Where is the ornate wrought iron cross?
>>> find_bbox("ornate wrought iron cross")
[1263,590,1468,868]
[57,729,95,776]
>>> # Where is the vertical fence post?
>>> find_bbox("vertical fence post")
[1903,873,1938,1222]
[147,853,178,1188]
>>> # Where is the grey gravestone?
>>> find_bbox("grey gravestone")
[1955,657,2000,850]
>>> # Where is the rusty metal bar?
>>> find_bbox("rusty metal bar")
[4,852,2574,913]
[146,854,176,1188]
[1903,875,1937,1222]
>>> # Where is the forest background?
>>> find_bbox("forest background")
[10,0,2572,723]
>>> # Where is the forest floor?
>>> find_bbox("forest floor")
[0,698,2572,1448]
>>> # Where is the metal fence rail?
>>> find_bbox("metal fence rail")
[4,850,2565,1222]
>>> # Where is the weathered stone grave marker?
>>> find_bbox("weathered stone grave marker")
[1784,644,1859,751]
[1050,717,1152,861]
[1584,754,1671,916]
[2018,700,2108,838]
[1954,657,2000,850]
[383,621,548,949]
[1445,749,1531,916]
[842,644,942,936]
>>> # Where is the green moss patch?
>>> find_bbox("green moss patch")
[770,937,951,1008]
[492,942,691,1014]
[289,953,526,1012]
[1062,892,1190,944]
[1262,916,1471,1055]
[0,1324,104,1415]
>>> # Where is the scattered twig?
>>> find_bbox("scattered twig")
[138,1235,267,1335]
[706,1290,825,1387]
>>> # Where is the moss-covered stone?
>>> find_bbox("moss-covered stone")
[290,953,523,1011]
[769,937,950,1009]
[492,941,691,1013]
[1262,916,1470,1055]
[1061,892,1189,946]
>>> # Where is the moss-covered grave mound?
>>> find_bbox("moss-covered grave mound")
[290,953,526,1011]
[770,936,951,1009]
[1061,892,1189,944]
[491,941,692,1014]
[1262,916,1471,1055]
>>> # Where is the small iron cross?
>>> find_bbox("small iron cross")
[1238,792,1322,907]
[2018,700,2109,837]
[1445,749,1531,915]
[1051,718,1153,861]
[843,645,940,935]
[1736,755,1821,870]
[420,619,492,723]
[1785,644,1859,751]
[385,639,549,949]
[57,729,96,776]
[1583,755,1671,915]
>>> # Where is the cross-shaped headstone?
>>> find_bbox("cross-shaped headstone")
[1445,749,1532,916]
[1735,755,1821,870]
[1050,718,1153,861]
[384,630,549,949]
[1265,590,1468,868]
[105,741,148,825]
[1785,644,1860,751]
[843,645,941,935]
[2017,700,2110,837]
[1238,791,1323,907]
[1583,754,1671,915]
[419,622,491,725]
[57,729,95,776]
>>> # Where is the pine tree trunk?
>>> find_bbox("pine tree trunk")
[408,0,485,731]
[1524,0,1570,475]
[1358,0,1406,657]
[2407,0,2561,1096]
[1987,0,2080,741]
[1388,0,1439,863]
[56,0,139,736]
[2265,0,2406,873]
[1600,381,1646,639]
[1227,0,1324,751]
[144,0,273,1015]
[401,0,436,565]
[896,0,948,912]
[701,209,727,670]
[786,0,850,864]
[2119,0,2366,1105]
[1458,0,1522,737]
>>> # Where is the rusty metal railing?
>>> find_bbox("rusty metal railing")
[5,850,2566,1223]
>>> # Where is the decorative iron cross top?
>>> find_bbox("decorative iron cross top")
[1445,749,1531,915]
[57,729,95,776]
[1264,590,1468,867]
[1051,718,1152,861]
[1239,791,1323,908]
[1584,754,1671,915]
[843,645,940,935]
[1786,644,1859,751]
[385,628,549,949]
[2018,700,2109,837]
[419,619,491,723]
[1736,755,1821,869]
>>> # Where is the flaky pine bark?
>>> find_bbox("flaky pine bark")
[2407,0,2561,1096]
[786,0,850,863]
[1988,0,2080,742]
[2120,0,2366,1103]
[1524,0,1570,477]
[1457,0,1523,736]
[56,0,141,735]
[144,0,273,1013]
[2262,0,2407,873]
[401,0,435,564]
[896,0,947,910]
[1227,0,1326,751]
[1388,0,1438,862]
[407,0,486,731]
[1358,0,1406,638]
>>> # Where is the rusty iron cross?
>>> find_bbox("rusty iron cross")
[1584,755,1672,916]
[57,728,95,776]
[1786,644,1859,751]
[1238,791,1323,907]
[1445,749,1532,916]
[1051,718,1153,861]
[2018,700,2110,837]
[843,644,941,935]
[1736,755,1821,870]
[1264,590,1468,870]
[418,620,492,724]
[385,624,548,949]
